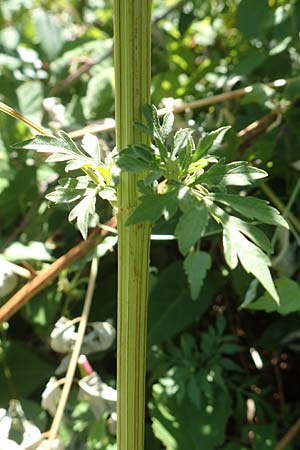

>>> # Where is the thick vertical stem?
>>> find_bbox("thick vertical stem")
[113,1,152,450]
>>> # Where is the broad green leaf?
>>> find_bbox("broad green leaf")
[245,278,300,315]
[175,203,208,255]
[197,160,267,187]
[83,70,114,120]
[68,190,97,239]
[16,81,43,122]
[209,193,288,229]
[184,251,212,299]
[126,190,178,225]
[151,382,231,450]
[193,126,231,160]
[33,9,66,60]
[0,340,55,403]
[147,262,220,346]
[236,0,269,40]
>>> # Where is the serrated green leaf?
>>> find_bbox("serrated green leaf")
[227,216,273,254]
[184,251,212,299]
[198,160,267,187]
[226,225,279,302]
[175,203,208,255]
[245,278,300,315]
[46,187,83,203]
[127,190,178,225]
[208,202,273,254]
[12,133,84,160]
[58,177,90,190]
[117,144,158,173]
[171,128,193,158]
[133,121,153,137]
[193,126,231,160]
[209,193,288,229]
[59,130,84,156]
[160,112,174,141]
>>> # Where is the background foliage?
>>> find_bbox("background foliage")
[1,0,300,448]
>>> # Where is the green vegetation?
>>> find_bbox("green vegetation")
[0,1,300,449]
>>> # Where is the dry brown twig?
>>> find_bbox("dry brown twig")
[68,78,288,139]
[0,217,116,323]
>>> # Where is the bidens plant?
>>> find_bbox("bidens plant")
[117,105,288,302]
[12,103,288,304]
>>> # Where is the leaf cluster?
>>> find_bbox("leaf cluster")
[117,105,288,301]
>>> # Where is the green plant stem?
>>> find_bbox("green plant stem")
[113,1,152,450]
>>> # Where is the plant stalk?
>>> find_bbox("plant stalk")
[113,1,152,450]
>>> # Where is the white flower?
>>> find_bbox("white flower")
[41,377,62,416]
[50,317,77,353]
[78,373,117,418]
[0,260,18,298]
[0,402,41,450]
[81,322,116,354]
[78,373,106,418]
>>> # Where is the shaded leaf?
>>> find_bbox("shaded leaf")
[147,262,221,346]
[245,278,300,315]
[184,251,212,300]
[175,203,208,255]
[126,190,178,225]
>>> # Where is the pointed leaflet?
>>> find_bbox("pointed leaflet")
[160,111,174,141]
[171,128,193,159]
[82,133,101,166]
[117,144,158,173]
[245,278,300,315]
[222,226,238,269]
[46,187,83,204]
[193,126,231,161]
[224,224,279,302]
[12,131,86,159]
[227,216,273,254]
[198,160,267,187]
[184,251,212,300]
[126,190,178,225]
[207,202,272,254]
[209,193,288,229]
[175,203,209,255]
